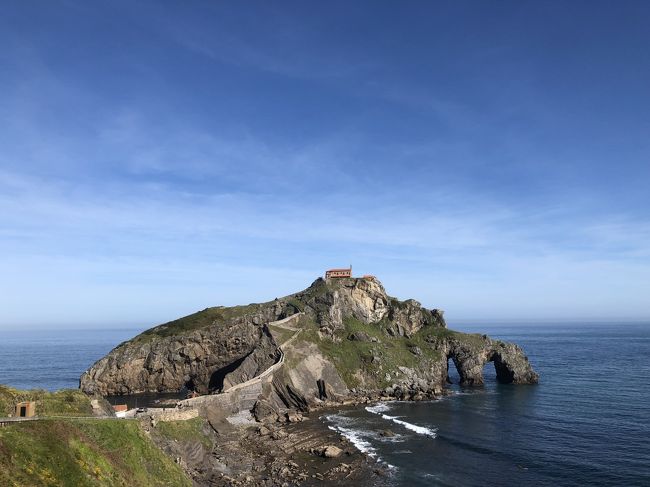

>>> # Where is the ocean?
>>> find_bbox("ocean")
[0,328,144,391]
[325,322,650,486]
[1,323,649,486]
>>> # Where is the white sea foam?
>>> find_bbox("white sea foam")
[364,401,437,438]
[321,412,355,426]
[324,414,398,471]
[374,433,405,443]
[365,402,391,414]
[324,414,377,457]
[381,414,437,438]
[327,424,377,457]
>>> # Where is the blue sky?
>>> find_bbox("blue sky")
[1,1,649,328]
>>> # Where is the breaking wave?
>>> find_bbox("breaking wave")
[381,414,437,438]
[365,402,438,438]
[365,402,392,414]
[323,413,397,470]
[327,424,376,457]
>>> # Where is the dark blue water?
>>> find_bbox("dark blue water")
[324,323,650,486]
[0,328,143,391]
[1,324,649,485]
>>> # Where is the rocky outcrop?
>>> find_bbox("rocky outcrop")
[371,336,539,401]
[292,277,444,337]
[80,316,280,396]
[221,326,280,391]
[80,276,538,402]
[444,336,539,386]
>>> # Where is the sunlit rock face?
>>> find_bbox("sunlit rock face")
[80,320,279,396]
[294,277,446,336]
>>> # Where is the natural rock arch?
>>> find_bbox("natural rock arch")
[445,339,538,386]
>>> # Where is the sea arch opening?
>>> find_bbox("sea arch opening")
[446,356,462,384]
[490,351,515,384]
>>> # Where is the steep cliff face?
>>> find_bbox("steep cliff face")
[80,310,282,396]
[80,277,538,400]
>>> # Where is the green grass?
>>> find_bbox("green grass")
[154,417,213,450]
[267,324,294,346]
[130,302,270,343]
[0,386,93,417]
[298,317,443,388]
[303,326,376,388]
[285,297,305,313]
[0,419,191,487]
[416,326,488,349]
[294,317,493,389]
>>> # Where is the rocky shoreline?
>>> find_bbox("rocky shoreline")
[144,399,395,486]
[146,389,465,486]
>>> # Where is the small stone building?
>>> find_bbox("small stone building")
[325,266,352,279]
[15,401,36,418]
[112,404,129,418]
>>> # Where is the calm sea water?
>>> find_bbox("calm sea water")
[324,322,650,486]
[1,323,649,486]
[0,328,144,391]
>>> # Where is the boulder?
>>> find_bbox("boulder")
[323,445,343,458]
[313,445,343,458]
[252,399,279,423]
[286,411,304,423]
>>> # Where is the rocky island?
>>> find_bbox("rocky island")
[82,276,537,399]
[76,275,538,486]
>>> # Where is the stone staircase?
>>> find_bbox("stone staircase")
[179,313,304,415]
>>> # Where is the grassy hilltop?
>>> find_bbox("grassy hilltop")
[0,385,93,418]
[0,386,191,487]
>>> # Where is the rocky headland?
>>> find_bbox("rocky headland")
[80,276,538,485]
[81,276,538,398]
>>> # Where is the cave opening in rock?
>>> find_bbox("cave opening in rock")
[491,352,515,384]
[446,357,461,384]
[208,353,250,393]
[181,378,196,396]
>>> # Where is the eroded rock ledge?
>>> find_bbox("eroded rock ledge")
[80,277,538,403]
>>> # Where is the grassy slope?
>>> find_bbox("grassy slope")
[127,302,268,345]
[0,419,191,487]
[299,317,486,389]
[289,278,489,389]
[0,386,93,418]
[267,324,294,345]
[153,417,213,449]
[297,316,423,388]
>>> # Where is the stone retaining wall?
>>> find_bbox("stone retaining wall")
[148,407,199,422]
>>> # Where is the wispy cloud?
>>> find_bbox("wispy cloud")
[1,2,649,326]
[2,157,649,325]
